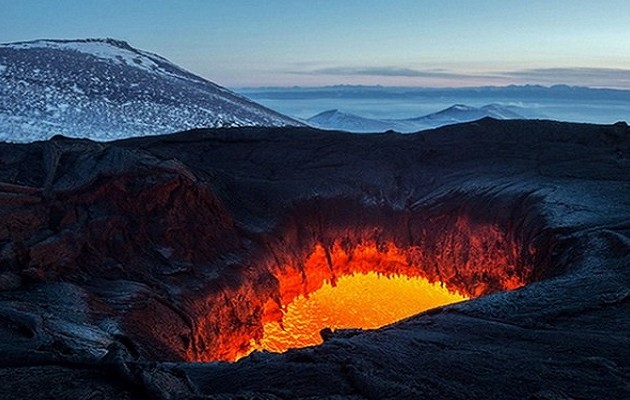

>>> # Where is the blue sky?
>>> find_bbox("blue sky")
[1,0,630,88]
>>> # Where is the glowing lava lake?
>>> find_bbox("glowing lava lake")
[248,271,467,356]
[205,228,530,362]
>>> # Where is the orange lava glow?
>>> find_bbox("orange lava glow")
[196,225,531,362]
[249,272,467,354]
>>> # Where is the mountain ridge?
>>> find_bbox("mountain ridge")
[0,38,301,142]
[307,103,529,133]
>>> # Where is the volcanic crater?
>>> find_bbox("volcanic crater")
[0,119,628,399]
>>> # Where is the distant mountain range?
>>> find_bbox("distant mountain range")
[0,38,301,142]
[307,104,528,133]
[240,85,630,126]
[241,84,630,102]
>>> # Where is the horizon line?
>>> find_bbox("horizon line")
[233,83,630,92]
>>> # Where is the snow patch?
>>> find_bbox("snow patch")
[4,39,188,81]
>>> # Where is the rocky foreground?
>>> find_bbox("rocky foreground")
[0,119,629,399]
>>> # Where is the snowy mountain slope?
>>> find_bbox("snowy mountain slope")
[307,104,528,133]
[0,38,301,142]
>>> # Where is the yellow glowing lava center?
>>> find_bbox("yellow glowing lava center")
[249,272,467,354]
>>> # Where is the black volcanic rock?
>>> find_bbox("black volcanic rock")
[0,119,628,399]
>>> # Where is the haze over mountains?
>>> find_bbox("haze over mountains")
[241,85,630,128]
[307,104,528,133]
[1,38,629,142]
[0,38,301,142]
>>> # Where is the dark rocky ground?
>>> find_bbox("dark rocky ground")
[0,119,629,399]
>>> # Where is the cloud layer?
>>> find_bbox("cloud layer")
[297,66,630,89]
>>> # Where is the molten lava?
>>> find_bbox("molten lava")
[250,272,467,354]
[196,223,531,362]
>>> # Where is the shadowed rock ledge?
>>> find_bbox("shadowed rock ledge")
[0,118,629,399]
